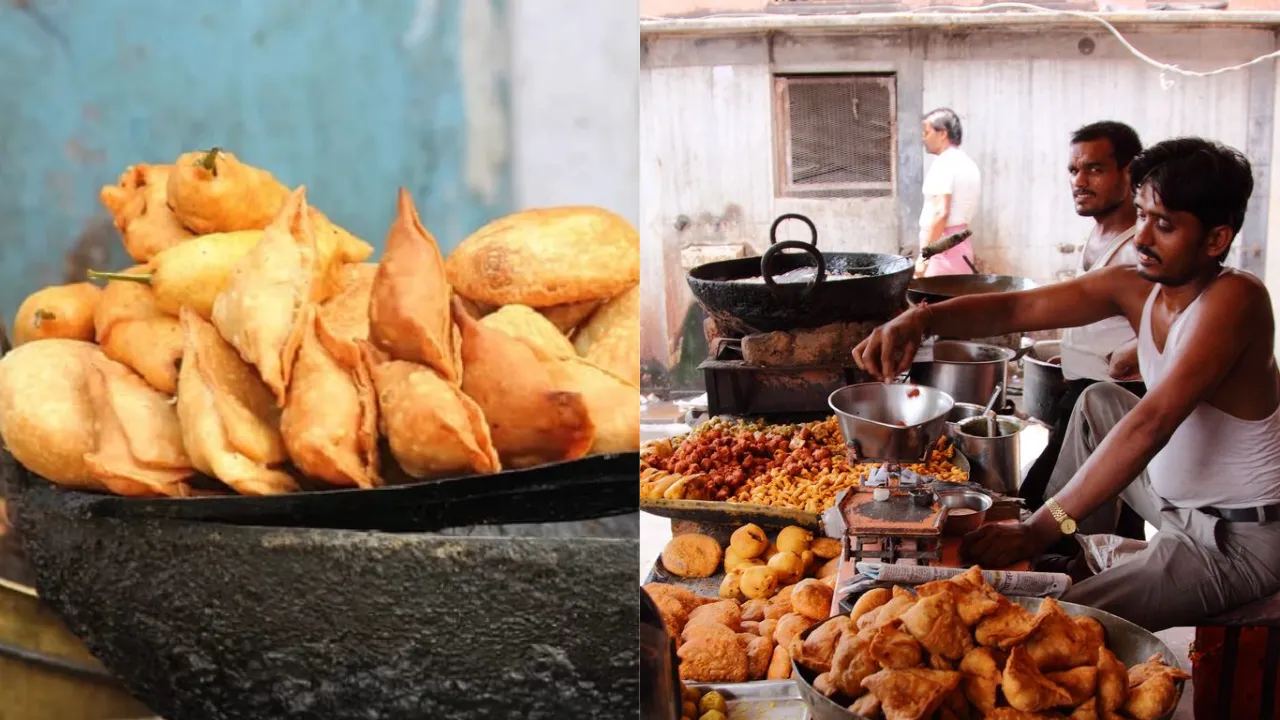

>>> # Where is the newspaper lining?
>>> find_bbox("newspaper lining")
[854,562,1072,598]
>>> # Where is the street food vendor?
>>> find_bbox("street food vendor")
[852,137,1280,630]
[1021,121,1148,546]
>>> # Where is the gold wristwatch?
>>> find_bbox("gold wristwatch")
[1045,498,1078,535]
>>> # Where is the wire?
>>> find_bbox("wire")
[641,2,1280,85]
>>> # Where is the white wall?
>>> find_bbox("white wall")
[508,0,640,226]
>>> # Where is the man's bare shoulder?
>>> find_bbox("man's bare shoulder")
[1200,269,1272,319]
[1087,264,1153,307]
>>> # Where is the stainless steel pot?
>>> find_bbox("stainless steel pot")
[910,340,1019,407]
[828,383,954,463]
[952,416,1025,495]
[1023,340,1067,425]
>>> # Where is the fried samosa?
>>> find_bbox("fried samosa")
[167,148,373,264]
[280,307,379,489]
[829,627,880,698]
[976,597,1044,649]
[1018,598,1096,671]
[176,308,297,495]
[541,355,639,455]
[479,304,576,360]
[584,322,640,387]
[1002,646,1073,712]
[958,646,1003,714]
[82,353,195,497]
[211,188,318,406]
[369,188,462,383]
[316,262,377,368]
[94,267,183,394]
[454,300,593,468]
[916,566,1002,627]
[869,618,923,670]
[900,592,973,660]
[860,667,962,720]
[99,163,196,262]
[445,206,640,308]
[538,298,606,334]
[573,283,639,355]
[12,283,102,347]
[0,340,105,490]
[365,343,500,479]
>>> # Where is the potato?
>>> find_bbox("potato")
[729,523,769,558]
[699,711,726,720]
[810,537,842,559]
[762,543,780,562]
[801,550,817,577]
[718,571,742,600]
[725,548,765,574]
[776,526,813,555]
[12,283,102,346]
[699,691,728,715]
[767,551,805,585]
[740,565,780,600]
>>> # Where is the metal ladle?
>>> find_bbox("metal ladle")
[982,384,1003,437]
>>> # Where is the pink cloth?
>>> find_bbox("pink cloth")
[923,224,975,277]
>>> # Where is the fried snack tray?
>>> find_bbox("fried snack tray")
[3,449,638,532]
[686,680,809,720]
[640,453,971,531]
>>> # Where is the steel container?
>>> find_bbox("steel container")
[828,383,954,463]
[952,416,1026,495]
[910,340,1018,407]
[1023,339,1067,425]
[937,489,993,535]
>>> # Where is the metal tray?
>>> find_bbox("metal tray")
[640,454,971,530]
[687,680,809,720]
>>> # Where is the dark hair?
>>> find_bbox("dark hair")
[924,108,963,145]
[1071,121,1143,169]
[1129,137,1253,235]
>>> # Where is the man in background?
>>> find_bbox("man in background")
[1021,121,1147,545]
[917,108,981,277]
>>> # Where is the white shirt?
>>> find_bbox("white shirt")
[919,146,981,232]
[1138,270,1280,509]
[1060,226,1139,381]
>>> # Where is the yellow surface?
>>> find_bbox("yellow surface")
[0,584,153,720]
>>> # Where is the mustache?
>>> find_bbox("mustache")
[1136,246,1161,262]
[1073,191,1094,200]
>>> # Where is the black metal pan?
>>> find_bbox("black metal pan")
[906,274,1040,306]
[687,214,912,335]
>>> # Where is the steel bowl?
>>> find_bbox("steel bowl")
[945,402,986,434]
[793,594,1187,720]
[910,340,1018,407]
[828,383,955,463]
[937,488,993,535]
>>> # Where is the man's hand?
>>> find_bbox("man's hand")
[1107,339,1141,382]
[914,256,929,278]
[960,519,1060,568]
[852,308,929,381]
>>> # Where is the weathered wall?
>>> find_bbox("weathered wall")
[0,0,512,324]
[640,25,1277,380]
[641,0,1280,15]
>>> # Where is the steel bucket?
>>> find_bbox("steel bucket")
[952,415,1026,495]
[828,383,954,463]
[1024,340,1067,424]
[910,340,1018,407]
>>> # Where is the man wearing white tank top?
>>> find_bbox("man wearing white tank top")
[1020,122,1147,546]
[853,138,1280,630]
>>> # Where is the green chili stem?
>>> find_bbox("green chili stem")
[87,270,153,285]
[32,309,55,329]
[198,147,222,176]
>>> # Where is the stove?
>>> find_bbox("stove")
[699,336,875,417]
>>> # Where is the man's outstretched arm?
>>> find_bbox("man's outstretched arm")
[964,274,1266,565]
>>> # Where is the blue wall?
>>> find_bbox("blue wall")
[0,0,512,322]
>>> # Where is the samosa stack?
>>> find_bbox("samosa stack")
[0,147,639,499]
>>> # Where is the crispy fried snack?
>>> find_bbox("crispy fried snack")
[677,629,748,683]
[584,322,639,387]
[99,164,196,262]
[573,283,639,355]
[94,267,183,394]
[369,188,462,383]
[916,566,1003,627]
[280,307,380,489]
[860,667,962,720]
[870,618,923,670]
[958,646,1003,714]
[167,149,374,265]
[0,340,105,490]
[82,353,195,497]
[1068,697,1099,720]
[1018,598,1096,671]
[900,592,974,660]
[445,206,640,308]
[211,188,318,406]
[792,579,834,621]
[661,534,723,579]
[479,304,576,360]
[316,262,376,368]
[849,693,882,718]
[767,644,793,680]
[12,283,102,347]
[793,615,852,674]
[747,635,774,679]
[986,708,1057,719]
[1096,646,1129,714]
[454,300,594,468]
[176,308,297,495]
[538,298,605,334]
[851,588,893,625]
[1045,666,1098,706]
[829,627,879,698]
[869,586,918,630]
[1125,655,1190,720]
[365,344,500,479]
[1002,646,1073,712]
[976,597,1044,649]
[542,355,639,455]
